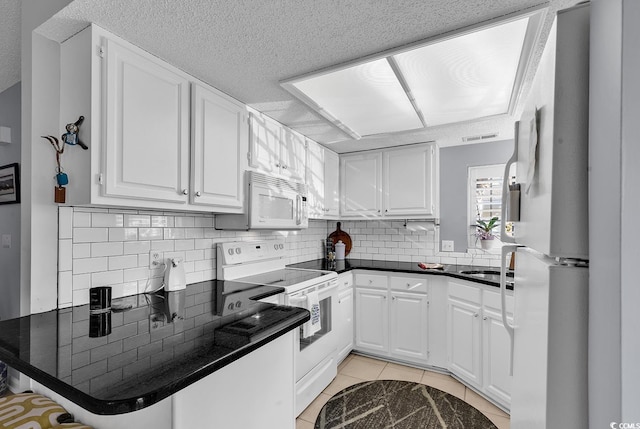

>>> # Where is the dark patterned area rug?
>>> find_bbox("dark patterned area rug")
[315,380,498,429]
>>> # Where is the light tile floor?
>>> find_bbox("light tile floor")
[296,354,510,429]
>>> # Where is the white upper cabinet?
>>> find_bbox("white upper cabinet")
[249,112,306,182]
[340,143,438,219]
[323,149,340,217]
[59,24,247,213]
[102,36,190,204]
[281,128,306,182]
[383,144,437,216]
[306,139,340,219]
[340,152,383,217]
[190,83,248,210]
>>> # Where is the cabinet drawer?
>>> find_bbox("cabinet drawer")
[338,272,354,290]
[483,289,514,314]
[448,280,482,303]
[389,276,428,293]
[355,273,387,289]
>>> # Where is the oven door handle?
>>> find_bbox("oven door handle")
[288,281,339,303]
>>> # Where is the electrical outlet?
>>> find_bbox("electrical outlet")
[442,240,454,252]
[149,251,163,269]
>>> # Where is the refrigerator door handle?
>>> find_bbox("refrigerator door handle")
[500,121,519,244]
[501,244,522,376]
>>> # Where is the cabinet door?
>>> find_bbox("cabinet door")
[383,144,436,216]
[324,148,340,217]
[390,292,428,362]
[355,288,388,353]
[447,297,482,387]
[249,112,281,175]
[337,288,354,362]
[341,152,383,217]
[281,128,306,182]
[305,139,325,218]
[482,308,513,407]
[103,37,190,203]
[190,83,247,210]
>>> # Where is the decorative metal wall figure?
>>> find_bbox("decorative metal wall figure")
[41,115,88,203]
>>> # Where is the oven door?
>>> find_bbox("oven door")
[287,281,338,381]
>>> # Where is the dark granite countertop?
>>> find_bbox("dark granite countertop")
[0,280,308,415]
[288,259,514,290]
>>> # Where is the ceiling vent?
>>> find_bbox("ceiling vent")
[462,132,499,143]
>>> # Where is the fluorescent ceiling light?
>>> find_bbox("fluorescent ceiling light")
[290,59,422,137]
[282,11,542,140]
[393,17,529,127]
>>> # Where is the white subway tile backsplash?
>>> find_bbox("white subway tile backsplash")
[109,228,138,242]
[58,271,73,305]
[73,257,108,274]
[123,241,151,255]
[59,239,73,272]
[91,270,124,287]
[108,255,138,270]
[175,216,195,227]
[74,228,109,243]
[92,213,124,227]
[123,267,149,283]
[163,228,186,240]
[150,240,175,252]
[92,242,124,257]
[73,274,91,291]
[59,207,74,239]
[73,212,92,228]
[194,217,214,228]
[124,214,151,228]
[175,240,195,251]
[139,228,163,240]
[151,215,173,228]
[73,243,91,259]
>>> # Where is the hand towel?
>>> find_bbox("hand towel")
[302,290,321,338]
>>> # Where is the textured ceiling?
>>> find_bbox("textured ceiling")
[0,0,21,94]
[6,0,580,152]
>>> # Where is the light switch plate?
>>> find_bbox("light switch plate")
[1,234,11,248]
[441,240,454,252]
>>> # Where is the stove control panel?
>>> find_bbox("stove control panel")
[217,239,286,266]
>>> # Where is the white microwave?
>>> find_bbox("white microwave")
[215,171,308,230]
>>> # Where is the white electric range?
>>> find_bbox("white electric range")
[216,239,339,416]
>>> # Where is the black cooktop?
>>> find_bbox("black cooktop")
[235,268,331,288]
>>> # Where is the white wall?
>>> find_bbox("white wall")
[589,0,640,424]
[0,82,21,321]
[21,0,74,316]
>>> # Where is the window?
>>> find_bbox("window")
[468,164,513,247]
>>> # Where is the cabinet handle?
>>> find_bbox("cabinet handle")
[473,313,479,318]
[392,296,395,300]
[275,163,281,167]
[483,316,488,321]
[282,165,288,169]
[182,189,188,195]
[195,191,202,197]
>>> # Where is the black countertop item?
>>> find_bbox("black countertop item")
[288,259,514,290]
[0,280,308,415]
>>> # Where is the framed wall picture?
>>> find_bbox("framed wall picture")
[0,163,20,205]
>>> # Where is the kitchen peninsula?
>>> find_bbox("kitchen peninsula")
[0,280,308,428]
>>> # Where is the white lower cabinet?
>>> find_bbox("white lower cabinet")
[389,291,429,361]
[355,287,388,353]
[447,279,514,409]
[336,272,354,363]
[447,284,483,387]
[354,272,430,365]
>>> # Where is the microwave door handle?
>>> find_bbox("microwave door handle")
[296,194,302,225]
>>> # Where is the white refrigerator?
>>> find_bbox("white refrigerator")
[499,3,590,428]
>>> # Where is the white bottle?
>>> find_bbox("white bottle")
[335,240,346,260]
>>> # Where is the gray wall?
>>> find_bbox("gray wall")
[0,82,21,320]
[439,139,513,252]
